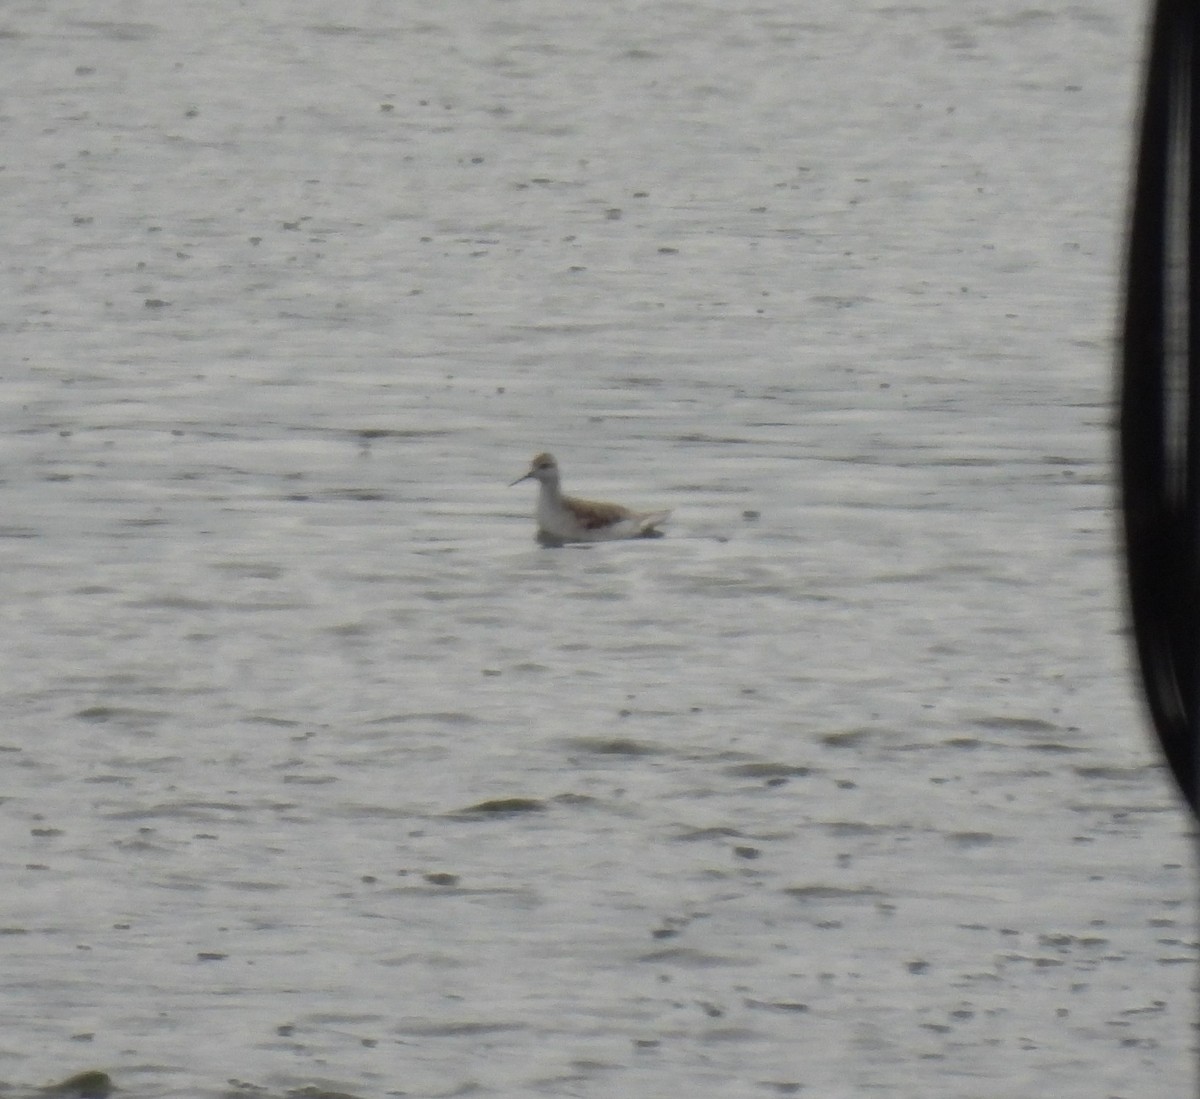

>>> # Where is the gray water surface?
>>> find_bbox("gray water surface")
[0,3,1192,1097]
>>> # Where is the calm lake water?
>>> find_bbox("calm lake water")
[0,2,1193,1097]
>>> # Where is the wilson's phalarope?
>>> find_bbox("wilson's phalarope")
[509,452,671,545]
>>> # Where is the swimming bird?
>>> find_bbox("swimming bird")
[509,452,671,545]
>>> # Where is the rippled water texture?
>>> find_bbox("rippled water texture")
[0,2,1192,1097]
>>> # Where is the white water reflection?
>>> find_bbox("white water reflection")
[0,3,1188,1098]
